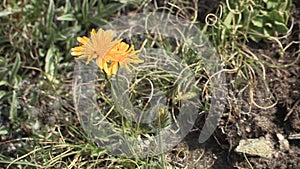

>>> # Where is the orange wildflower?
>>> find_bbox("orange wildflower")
[71,28,121,69]
[105,42,144,76]
[71,28,143,76]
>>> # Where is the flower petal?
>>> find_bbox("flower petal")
[77,36,89,44]
[110,62,119,75]
[90,29,96,37]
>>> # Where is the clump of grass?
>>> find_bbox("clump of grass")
[72,11,211,163]
[203,0,293,111]
[1,0,192,168]
[0,0,141,168]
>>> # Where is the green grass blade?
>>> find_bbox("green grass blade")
[46,0,55,29]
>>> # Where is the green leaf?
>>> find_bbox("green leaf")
[57,14,76,21]
[269,10,285,23]
[274,21,288,34]
[0,66,8,74]
[0,129,8,135]
[90,3,124,25]
[45,46,58,83]
[265,0,278,9]
[10,54,21,84]
[45,46,57,81]
[0,57,5,63]
[82,0,89,22]
[57,26,81,41]
[9,81,18,121]
[223,12,233,28]
[251,19,263,28]
[263,27,273,36]
[89,17,109,26]
[64,0,72,13]
[46,0,55,29]
[99,3,124,18]
[0,80,9,87]
[0,90,6,100]
[249,28,264,42]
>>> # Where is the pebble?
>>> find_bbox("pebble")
[276,133,290,151]
[235,136,275,158]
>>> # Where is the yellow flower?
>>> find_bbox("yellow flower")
[71,28,143,76]
[105,42,144,75]
[71,28,121,69]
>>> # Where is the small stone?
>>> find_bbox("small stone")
[276,133,290,151]
[245,126,251,133]
[235,136,275,158]
[276,133,284,140]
